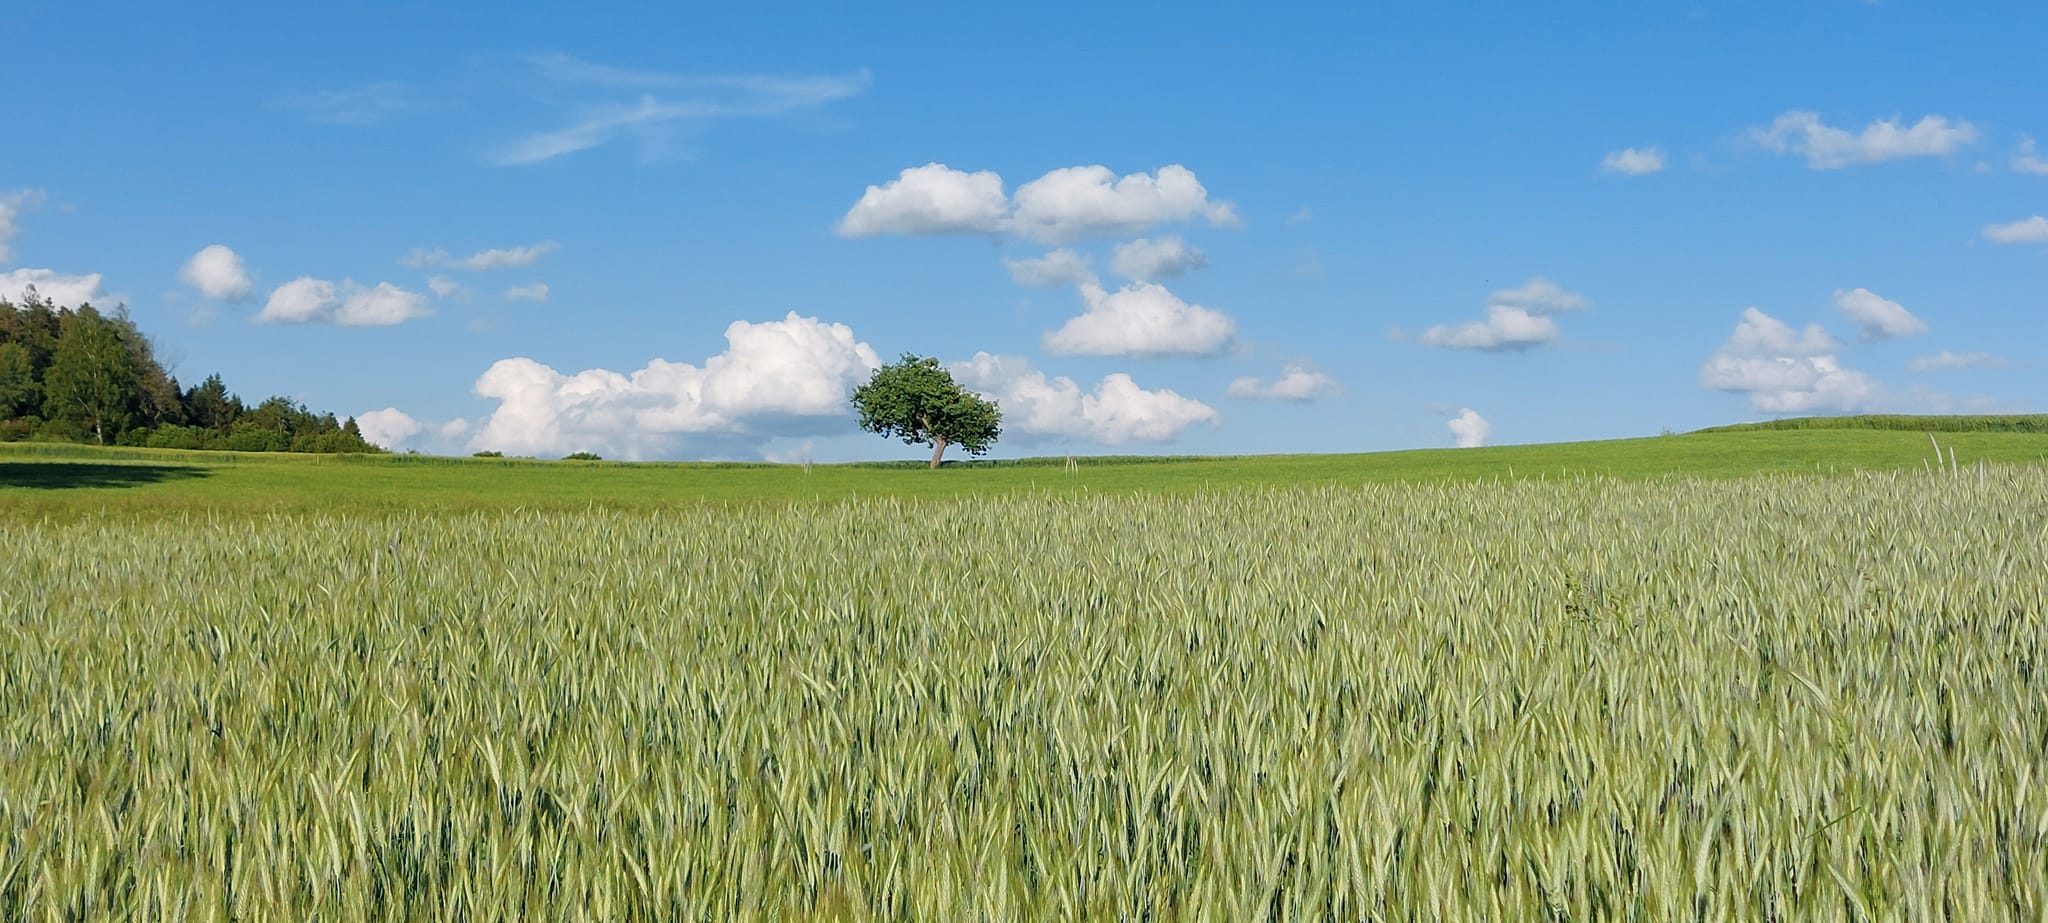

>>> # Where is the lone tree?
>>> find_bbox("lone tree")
[851,354,1001,468]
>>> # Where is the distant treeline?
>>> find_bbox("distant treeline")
[1696,414,2048,435]
[1,291,381,453]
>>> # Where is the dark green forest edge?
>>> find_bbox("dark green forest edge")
[0,292,380,453]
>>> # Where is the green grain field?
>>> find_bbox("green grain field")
[3,428,2047,919]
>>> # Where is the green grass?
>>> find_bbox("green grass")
[6,423,2047,915]
[4,469,2045,917]
[6,426,2048,516]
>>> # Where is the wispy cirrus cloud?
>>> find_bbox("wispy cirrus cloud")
[1908,350,2006,372]
[403,240,559,271]
[0,189,47,265]
[495,54,870,166]
[271,81,419,127]
[2011,137,2048,176]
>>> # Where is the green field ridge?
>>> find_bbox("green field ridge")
[1695,412,2048,434]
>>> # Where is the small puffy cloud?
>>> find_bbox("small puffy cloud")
[952,352,1219,444]
[1421,307,1559,350]
[505,282,550,302]
[468,312,881,459]
[2012,137,2048,176]
[259,277,431,326]
[1600,146,1667,175]
[1831,287,1926,342]
[337,282,429,325]
[355,408,425,450]
[0,268,108,307]
[259,278,336,323]
[1003,249,1093,288]
[1109,236,1208,282]
[1446,408,1490,448]
[836,163,1009,237]
[1043,279,1236,357]
[426,275,461,299]
[1717,306,1837,358]
[1908,350,2006,372]
[837,163,1236,243]
[403,241,559,271]
[1983,216,2048,244]
[1751,111,1977,169]
[1699,307,1880,413]
[1419,277,1588,351]
[179,245,253,301]
[0,189,45,264]
[1009,165,1237,243]
[1227,364,1340,401]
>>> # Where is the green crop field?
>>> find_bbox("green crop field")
[6,419,2048,515]
[3,424,2047,918]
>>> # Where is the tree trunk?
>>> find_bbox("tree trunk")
[929,435,947,469]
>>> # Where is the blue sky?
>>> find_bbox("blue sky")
[4,1,2043,460]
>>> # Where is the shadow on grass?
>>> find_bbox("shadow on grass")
[0,462,213,490]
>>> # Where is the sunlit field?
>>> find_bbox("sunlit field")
[5,458,2044,918]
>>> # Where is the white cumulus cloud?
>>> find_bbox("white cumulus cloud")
[1446,408,1490,448]
[1751,111,1977,169]
[505,282,550,302]
[1227,364,1340,401]
[1109,236,1208,281]
[951,352,1219,444]
[1983,216,2048,244]
[1419,277,1588,351]
[836,163,1010,237]
[1699,307,1881,413]
[1043,279,1235,357]
[355,408,426,450]
[1908,351,2006,372]
[1009,165,1237,243]
[468,312,881,459]
[1003,249,1093,288]
[837,163,1237,243]
[179,245,253,301]
[259,278,431,326]
[260,278,335,323]
[0,189,45,265]
[0,268,108,308]
[1600,146,1667,175]
[1831,287,1926,342]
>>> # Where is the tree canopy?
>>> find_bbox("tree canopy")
[850,355,1001,468]
[0,290,381,453]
